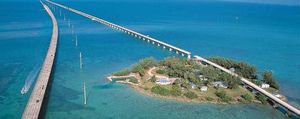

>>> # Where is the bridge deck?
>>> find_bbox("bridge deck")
[46,0,191,58]
[22,1,58,119]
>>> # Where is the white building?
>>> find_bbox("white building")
[155,76,176,85]
[213,81,228,88]
[260,83,270,89]
[200,86,208,92]
[156,78,171,85]
[273,93,282,98]
[199,75,208,81]
[190,82,197,89]
[229,68,235,72]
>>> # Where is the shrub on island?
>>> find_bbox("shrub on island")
[149,75,156,83]
[151,85,170,96]
[241,93,253,102]
[216,90,232,102]
[205,96,214,101]
[113,69,131,76]
[156,69,165,74]
[128,77,138,84]
[170,85,182,96]
[184,91,198,99]
[263,71,279,90]
[207,57,257,79]
[256,93,268,104]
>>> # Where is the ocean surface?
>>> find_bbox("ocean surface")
[0,0,299,119]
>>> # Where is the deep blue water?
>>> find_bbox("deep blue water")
[0,0,299,119]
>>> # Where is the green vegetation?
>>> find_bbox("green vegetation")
[111,56,280,104]
[162,57,193,78]
[205,97,214,101]
[241,93,253,102]
[132,64,145,76]
[128,77,138,84]
[219,73,241,89]
[184,91,198,99]
[263,71,279,90]
[256,93,267,104]
[151,85,170,96]
[149,75,156,83]
[113,69,131,76]
[208,57,257,79]
[170,85,182,96]
[156,69,166,74]
[137,57,157,69]
[253,79,263,86]
[216,90,232,102]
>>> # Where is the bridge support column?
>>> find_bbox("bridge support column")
[273,103,279,108]
[169,48,172,51]
[285,111,292,117]
[176,51,179,54]
[143,38,145,41]
[152,41,155,44]
[182,53,185,57]
[163,46,166,49]
[157,44,160,46]
[147,40,150,42]
[188,55,191,59]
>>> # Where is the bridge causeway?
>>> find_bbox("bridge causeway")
[46,0,191,59]
[22,1,58,119]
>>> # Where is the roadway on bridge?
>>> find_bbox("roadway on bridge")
[22,1,58,119]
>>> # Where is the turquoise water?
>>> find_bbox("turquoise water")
[0,0,299,119]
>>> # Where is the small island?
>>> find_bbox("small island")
[107,57,284,104]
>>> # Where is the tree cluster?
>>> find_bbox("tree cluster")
[215,90,232,102]
[263,71,279,90]
[208,57,257,79]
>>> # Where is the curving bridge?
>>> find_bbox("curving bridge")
[45,0,191,59]
[22,1,58,119]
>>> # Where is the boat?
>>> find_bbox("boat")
[21,85,29,95]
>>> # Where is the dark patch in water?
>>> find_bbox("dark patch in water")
[0,96,5,102]
[0,114,14,119]
[194,110,201,115]
[93,82,120,90]
[102,102,108,105]
[286,96,300,106]
[296,64,300,69]
[47,84,95,112]
[52,84,81,100]
[0,63,21,94]
[67,111,72,115]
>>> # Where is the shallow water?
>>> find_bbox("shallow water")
[0,0,299,119]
